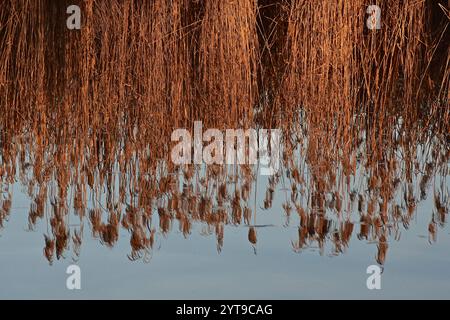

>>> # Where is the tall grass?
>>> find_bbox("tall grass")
[1,1,447,131]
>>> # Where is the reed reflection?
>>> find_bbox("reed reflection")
[0,110,447,266]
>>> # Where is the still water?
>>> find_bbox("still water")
[0,129,448,299]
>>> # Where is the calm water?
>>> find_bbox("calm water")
[0,132,448,299]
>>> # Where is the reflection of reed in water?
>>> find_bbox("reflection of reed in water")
[0,113,447,265]
[0,1,448,265]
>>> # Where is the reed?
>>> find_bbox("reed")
[1,1,448,130]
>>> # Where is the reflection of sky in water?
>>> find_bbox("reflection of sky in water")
[0,167,448,299]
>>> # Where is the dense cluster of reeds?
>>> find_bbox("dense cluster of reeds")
[0,1,449,264]
[1,1,448,129]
